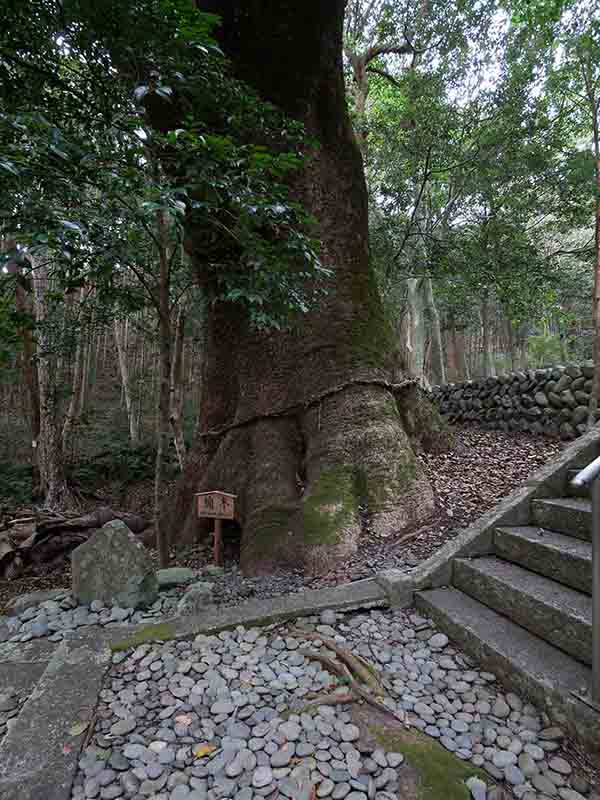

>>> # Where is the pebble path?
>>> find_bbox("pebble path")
[0,568,314,648]
[0,589,181,645]
[67,608,596,800]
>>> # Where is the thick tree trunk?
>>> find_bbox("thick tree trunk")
[174,0,436,575]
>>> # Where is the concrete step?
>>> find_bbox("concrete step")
[414,587,599,756]
[494,526,592,595]
[0,630,112,800]
[530,497,591,541]
[453,556,592,665]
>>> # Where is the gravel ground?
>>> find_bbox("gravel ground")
[68,606,599,800]
[0,426,564,610]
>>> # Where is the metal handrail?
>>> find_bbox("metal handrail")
[571,459,600,706]
[571,454,600,488]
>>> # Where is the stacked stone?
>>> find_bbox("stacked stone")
[431,363,595,440]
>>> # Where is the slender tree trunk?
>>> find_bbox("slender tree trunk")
[171,0,439,575]
[137,333,146,439]
[506,318,517,372]
[155,208,172,568]
[517,328,528,370]
[456,329,470,381]
[446,325,457,382]
[62,289,87,455]
[170,303,187,470]
[62,338,84,455]
[102,328,109,368]
[406,278,428,387]
[423,276,445,385]
[588,145,600,426]
[114,318,139,444]
[76,338,87,417]
[3,242,41,450]
[481,291,496,378]
[584,52,600,427]
[30,258,74,508]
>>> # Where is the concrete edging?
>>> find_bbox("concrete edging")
[107,578,389,651]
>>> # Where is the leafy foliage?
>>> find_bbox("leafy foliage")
[345,0,596,372]
[0,0,326,335]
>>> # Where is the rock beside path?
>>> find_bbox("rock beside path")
[71,520,158,609]
[156,567,198,589]
[3,588,68,618]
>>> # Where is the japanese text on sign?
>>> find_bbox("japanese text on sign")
[196,491,236,520]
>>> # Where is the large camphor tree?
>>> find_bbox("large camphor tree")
[173,0,443,574]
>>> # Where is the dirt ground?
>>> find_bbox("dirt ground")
[0,425,564,609]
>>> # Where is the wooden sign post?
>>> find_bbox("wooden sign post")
[195,491,237,567]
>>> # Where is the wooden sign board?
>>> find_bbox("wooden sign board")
[195,491,237,520]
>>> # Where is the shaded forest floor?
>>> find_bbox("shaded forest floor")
[0,425,564,608]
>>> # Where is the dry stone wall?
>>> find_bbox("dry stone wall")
[431,362,595,440]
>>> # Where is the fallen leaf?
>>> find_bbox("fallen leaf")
[68,721,88,736]
[175,714,192,727]
[194,744,217,759]
[62,744,72,755]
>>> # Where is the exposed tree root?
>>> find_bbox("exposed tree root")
[303,691,356,706]
[292,627,386,694]
[298,642,408,727]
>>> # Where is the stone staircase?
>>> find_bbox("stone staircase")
[415,474,599,753]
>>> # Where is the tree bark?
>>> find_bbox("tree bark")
[173,0,437,575]
[114,318,139,444]
[585,62,600,428]
[446,320,469,383]
[481,291,496,378]
[30,258,75,509]
[62,333,84,455]
[406,277,428,387]
[3,243,41,450]
[170,303,187,470]
[423,276,445,385]
[155,208,172,568]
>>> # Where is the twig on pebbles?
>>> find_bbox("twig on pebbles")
[298,646,408,727]
[291,628,386,694]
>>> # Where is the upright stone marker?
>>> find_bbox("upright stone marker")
[71,519,158,608]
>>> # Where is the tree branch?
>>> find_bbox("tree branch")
[365,66,402,90]
[363,40,413,65]
[390,145,433,270]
